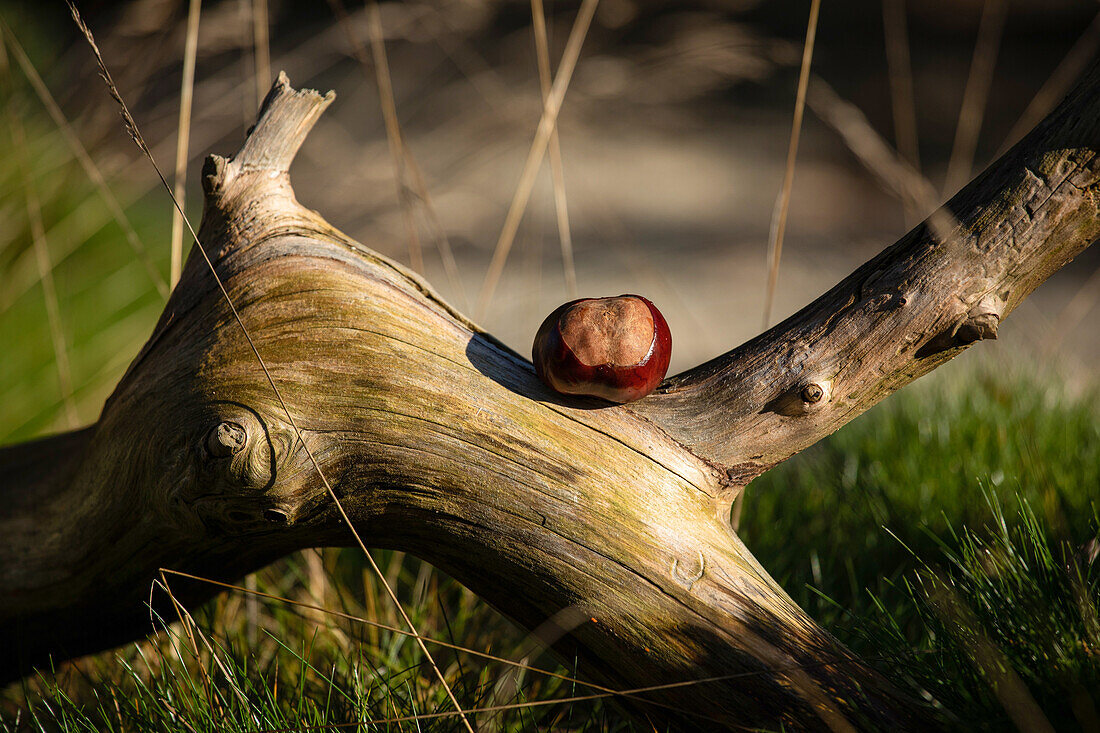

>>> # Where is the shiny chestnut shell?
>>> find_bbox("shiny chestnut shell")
[532,294,672,403]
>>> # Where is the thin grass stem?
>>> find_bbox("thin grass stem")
[252,0,270,104]
[1,15,367,315]
[806,75,960,245]
[0,22,168,298]
[998,11,1100,156]
[943,0,1007,197]
[762,0,820,330]
[882,0,920,226]
[238,0,256,126]
[161,568,606,693]
[402,148,468,310]
[475,0,598,321]
[531,0,577,298]
[170,0,202,290]
[364,0,423,274]
[249,652,914,732]
[157,572,252,713]
[1041,262,1100,354]
[326,0,467,307]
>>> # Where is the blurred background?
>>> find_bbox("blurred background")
[1,0,1098,443]
[2,2,1099,730]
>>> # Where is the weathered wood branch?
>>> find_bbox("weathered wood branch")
[2,67,1097,730]
[633,65,1100,485]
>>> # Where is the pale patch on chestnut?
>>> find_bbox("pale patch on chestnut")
[532,294,672,403]
[559,298,654,366]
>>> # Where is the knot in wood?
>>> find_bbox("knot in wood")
[801,383,824,403]
[671,551,706,591]
[262,508,289,525]
[956,294,1004,345]
[763,379,832,417]
[206,421,247,458]
[954,313,1000,345]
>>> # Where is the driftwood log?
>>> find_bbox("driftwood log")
[2,65,1098,730]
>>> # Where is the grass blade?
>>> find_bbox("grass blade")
[170,0,202,289]
[1,36,78,428]
[531,0,578,298]
[762,0,820,329]
[475,0,598,321]
[0,21,168,298]
[943,0,1007,197]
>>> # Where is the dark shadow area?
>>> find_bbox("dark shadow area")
[464,332,617,411]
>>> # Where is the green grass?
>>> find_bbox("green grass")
[0,76,173,443]
[743,359,1100,630]
[742,360,1100,730]
[3,551,632,732]
[863,496,1100,731]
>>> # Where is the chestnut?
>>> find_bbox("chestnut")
[532,294,672,403]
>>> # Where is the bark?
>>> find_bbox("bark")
[2,67,1098,730]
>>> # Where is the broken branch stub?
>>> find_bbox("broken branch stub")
[2,64,1098,730]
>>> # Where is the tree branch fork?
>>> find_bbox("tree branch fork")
[2,68,1097,730]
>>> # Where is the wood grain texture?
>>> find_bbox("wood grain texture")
[1,68,1096,729]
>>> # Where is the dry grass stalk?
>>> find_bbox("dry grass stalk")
[170,567,882,728]
[300,548,327,629]
[241,656,877,732]
[762,0,821,330]
[531,0,578,298]
[882,0,921,225]
[244,573,259,646]
[402,148,468,309]
[999,11,1100,156]
[365,1,423,274]
[943,0,1007,197]
[0,22,168,298]
[252,0,270,104]
[1042,263,1100,354]
[807,75,960,244]
[326,0,466,305]
[161,568,614,693]
[475,0,599,321]
[158,571,251,713]
[170,0,202,289]
[747,0,822,531]
[237,0,255,125]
